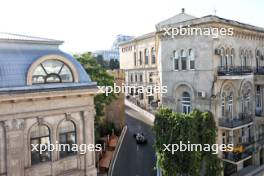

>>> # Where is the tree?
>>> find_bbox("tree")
[74,52,116,140]
[109,58,119,70]
[95,54,109,69]
[154,108,222,176]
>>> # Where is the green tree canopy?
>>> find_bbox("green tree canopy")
[154,108,222,176]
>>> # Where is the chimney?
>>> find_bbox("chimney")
[181,8,185,13]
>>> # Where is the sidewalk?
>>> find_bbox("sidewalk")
[98,135,119,173]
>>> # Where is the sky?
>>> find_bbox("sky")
[0,0,263,54]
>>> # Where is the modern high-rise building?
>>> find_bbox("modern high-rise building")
[120,9,264,175]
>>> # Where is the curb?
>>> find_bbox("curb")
[108,125,128,176]
[125,99,155,123]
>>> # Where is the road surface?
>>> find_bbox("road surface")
[113,107,156,176]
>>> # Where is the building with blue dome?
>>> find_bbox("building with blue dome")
[0,33,98,176]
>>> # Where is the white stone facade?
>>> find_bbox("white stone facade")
[120,10,264,175]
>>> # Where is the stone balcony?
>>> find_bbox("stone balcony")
[217,66,253,76]
[218,113,253,129]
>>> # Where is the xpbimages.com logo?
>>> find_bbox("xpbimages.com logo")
[97,83,168,96]
[162,25,234,38]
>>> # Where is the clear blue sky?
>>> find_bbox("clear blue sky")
[0,0,263,53]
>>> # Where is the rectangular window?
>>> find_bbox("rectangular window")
[134,52,137,66]
[139,52,142,65]
[174,58,179,70]
[140,74,143,82]
[145,49,149,65]
[140,93,144,100]
[182,57,187,70]
[190,60,195,69]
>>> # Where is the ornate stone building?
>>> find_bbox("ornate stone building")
[120,9,264,175]
[120,32,161,112]
[0,33,98,176]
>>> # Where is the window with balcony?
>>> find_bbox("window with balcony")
[181,91,191,113]
[221,93,226,117]
[220,48,225,67]
[256,85,262,116]
[242,90,251,113]
[230,48,234,67]
[227,93,233,118]
[173,50,179,70]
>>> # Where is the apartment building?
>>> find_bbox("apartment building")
[120,9,264,175]
[120,32,160,111]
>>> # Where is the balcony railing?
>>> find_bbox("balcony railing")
[219,113,253,128]
[254,66,264,75]
[223,150,252,163]
[217,66,253,76]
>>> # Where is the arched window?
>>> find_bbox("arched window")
[135,74,138,82]
[144,49,149,65]
[181,50,187,70]
[59,120,77,158]
[225,48,229,68]
[173,50,179,70]
[189,49,195,69]
[139,51,142,65]
[240,50,244,67]
[230,48,235,67]
[220,48,225,67]
[256,85,262,115]
[181,92,191,113]
[242,89,251,113]
[256,50,261,68]
[151,47,156,64]
[221,93,226,117]
[30,124,51,165]
[32,60,73,84]
[227,93,233,118]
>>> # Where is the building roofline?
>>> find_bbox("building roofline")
[156,15,264,33]
[119,32,155,46]
[0,82,97,95]
[0,32,64,45]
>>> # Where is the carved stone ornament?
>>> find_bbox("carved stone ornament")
[4,119,25,131]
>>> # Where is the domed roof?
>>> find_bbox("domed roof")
[0,49,92,89]
[0,33,94,91]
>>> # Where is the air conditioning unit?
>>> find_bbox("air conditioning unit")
[215,48,221,55]
[197,91,206,98]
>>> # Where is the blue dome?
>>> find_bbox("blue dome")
[0,49,92,88]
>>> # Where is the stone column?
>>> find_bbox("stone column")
[83,109,97,176]
[4,119,25,176]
